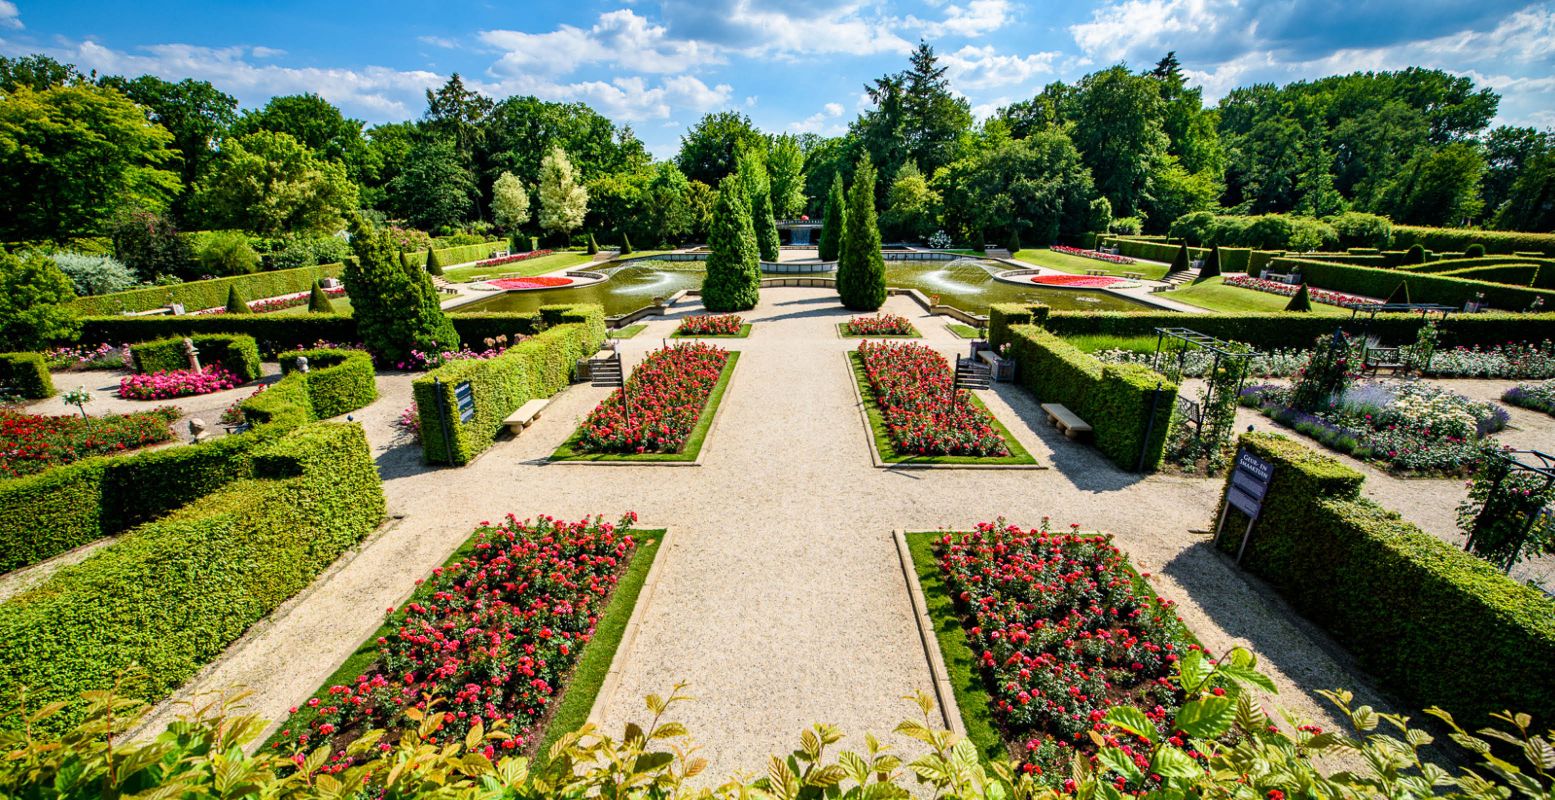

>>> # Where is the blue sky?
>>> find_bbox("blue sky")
[3,0,1553,157]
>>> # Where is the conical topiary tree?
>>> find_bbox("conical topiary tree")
[1197,245,1222,280]
[701,173,761,312]
[1284,283,1312,312]
[308,280,336,313]
[586,233,599,255]
[1386,280,1411,305]
[225,284,251,314]
[818,173,846,262]
[1006,227,1022,255]
[837,154,886,311]
[425,247,443,276]
[740,152,781,262]
[1168,244,1190,275]
[621,232,634,255]
[342,217,459,365]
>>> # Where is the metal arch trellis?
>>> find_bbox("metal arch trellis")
[1150,327,1257,450]
[1466,448,1555,573]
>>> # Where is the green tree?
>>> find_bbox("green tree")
[1379,142,1486,226]
[1067,66,1168,218]
[855,42,973,180]
[342,217,458,364]
[837,155,885,311]
[197,131,358,234]
[199,231,261,276]
[880,161,939,242]
[491,171,531,234]
[1493,150,1555,232]
[686,180,717,241]
[308,280,336,313]
[767,134,807,218]
[0,54,83,92]
[647,162,693,245]
[1285,283,1312,312]
[481,95,650,193]
[390,138,475,232]
[0,84,180,240]
[819,174,847,261]
[538,147,588,241]
[675,111,765,186]
[110,208,194,281]
[0,251,79,351]
[739,152,780,261]
[423,73,492,166]
[937,131,1096,247]
[224,284,252,314]
[1482,126,1550,219]
[701,173,760,312]
[100,75,238,222]
[584,168,653,246]
[232,93,365,163]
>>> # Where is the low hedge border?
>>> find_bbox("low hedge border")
[1216,432,1555,726]
[988,303,1050,349]
[403,239,506,269]
[1041,310,1555,350]
[0,353,55,398]
[1392,225,1555,256]
[1272,256,1555,309]
[1436,264,1542,288]
[414,304,606,465]
[670,324,753,339]
[0,348,377,574]
[77,312,552,354]
[1005,324,1177,471]
[277,349,379,419]
[130,334,263,381]
[0,421,386,736]
[550,352,740,464]
[70,263,344,316]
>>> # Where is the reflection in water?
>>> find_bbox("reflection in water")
[451,259,1150,317]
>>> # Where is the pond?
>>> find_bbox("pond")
[449,258,1153,317]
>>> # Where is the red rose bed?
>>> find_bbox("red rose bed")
[489,276,575,290]
[1030,274,1125,288]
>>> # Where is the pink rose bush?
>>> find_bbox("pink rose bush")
[575,343,728,454]
[278,513,638,767]
[1222,274,1371,308]
[195,286,346,315]
[1052,245,1136,265]
[0,407,178,478]
[935,518,1204,774]
[845,313,918,336]
[117,365,241,400]
[676,314,744,336]
[475,249,554,267]
[856,340,1011,457]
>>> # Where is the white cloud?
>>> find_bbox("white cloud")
[824,101,844,116]
[249,46,285,58]
[941,45,1058,89]
[654,0,911,58]
[417,35,459,49]
[0,1,20,30]
[481,9,722,76]
[476,72,733,122]
[935,0,1013,36]
[1069,0,1225,63]
[790,100,847,134]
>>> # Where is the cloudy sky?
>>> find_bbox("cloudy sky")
[3,0,1553,156]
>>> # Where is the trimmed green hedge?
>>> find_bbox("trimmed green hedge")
[403,239,506,269]
[130,334,263,381]
[70,263,344,315]
[1097,236,1206,264]
[79,314,359,352]
[1005,324,1177,471]
[1392,225,1555,256]
[277,349,378,419]
[1401,256,1555,289]
[1041,310,1555,349]
[987,303,1049,348]
[1217,433,1555,725]
[0,353,55,398]
[0,421,385,735]
[1248,250,1285,274]
[1272,256,1555,309]
[1437,264,1541,288]
[413,304,605,465]
[448,312,546,344]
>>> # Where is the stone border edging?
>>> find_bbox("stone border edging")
[892,528,966,736]
[842,353,1047,471]
[585,527,675,728]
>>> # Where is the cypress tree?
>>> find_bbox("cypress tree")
[1198,245,1222,280]
[621,232,634,255]
[1168,244,1190,275]
[701,173,761,312]
[819,174,846,261]
[586,233,599,255]
[1005,227,1022,255]
[425,247,443,276]
[837,154,886,311]
[1284,283,1312,312]
[308,280,336,313]
[740,154,781,262]
[224,284,251,314]
[342,217,459,364]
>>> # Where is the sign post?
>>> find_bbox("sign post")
[1214,447,1274,563]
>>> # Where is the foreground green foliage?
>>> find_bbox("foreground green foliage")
[343,218,459,365]
[0,250,79,351]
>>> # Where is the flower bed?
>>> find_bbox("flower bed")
[1222,274,1373,308]
[675,314,746,337]
[475,249,555,268]
[929,519,1201,773]
[1092,346,1309,378]
[0,407,179,478]
[843,313,919,337]
[1427,341,1555,379]
[1504,379,1555,416]
[1051,245,1136,265]
[117,365,242,400]
[855,341,1012,458]
[276,514,639,763]
[195,286,346,315]
[42,343,130,371]
[1031,274,1125,288]
[489,276,574,290]
[572,343,730,455]
[1240,380,1509,474]
[395,336,527,370]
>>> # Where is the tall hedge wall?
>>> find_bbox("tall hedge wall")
[1097,236,1206,264]
[1391,225,1555,256]
[130,334,263,381]
[0,353,55,399]
[988,303,1050,348]
[1436,264,1542,288]
[77,312,549,354]
[0,349,376,573]
[1005,324,1177,471]
[1041,310,1555,349]
[69,263,344,316]
[1216,433,1555,726]
[402,239,506,269]
[0,421,385,735]
[277,349,378,419]
[1272,257,1555,309]
[413,304,605,465]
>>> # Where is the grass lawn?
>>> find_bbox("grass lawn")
[550,352,740,463]
[267,525,667,761]
[443,251,595,283]
[273,296,353,316]
[838,322,922,338]
[847,351,1036,466]
[1063,333,1161,354]
[609,324,647,339]
[1161,276,1349,315]
[1014,248,1170,281]
[946,323,983,339]
[671,324,752,339]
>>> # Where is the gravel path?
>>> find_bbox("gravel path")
[129,287,1429,778]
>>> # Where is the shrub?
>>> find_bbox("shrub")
[344,220,459,365]
[1215,432,1555,726]
[621,232,634,254]
[701,173,761,312]
[80,313,358,353]
[838,154,886,311]
[400,240,504,270]
[1403,243,1426,265]
[307,280,336,313]
[1465,243,1486,258]
[198,230,261,276]
[1042,309,1555,350]
[818,174,846,262]
[0,352,55,398]
[1198,245,1222,279]
[1392,224,1555,255]
[1109,216,1143,235]
[1326,211,1394,249]
[49,252,137,296]
[278,349,377,419]
[69,262,344,315]
[0,250,79,351]
[1437,264,1541,287]
[224,283,251,314]
[1168,244,1189,275]
[0,422,385,735]
[1274,256,1555,309]
[586,232,599,255]
[131,334,262,382]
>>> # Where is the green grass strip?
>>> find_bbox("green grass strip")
[946,323,982,339]
[847,351,1035,465]
[550,351,740,463]
[670,323,752,338]
[838,322,923,338]
[610,324,647,339]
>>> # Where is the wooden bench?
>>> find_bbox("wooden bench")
[503,398,550,434]
[1040,403,1093,440]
